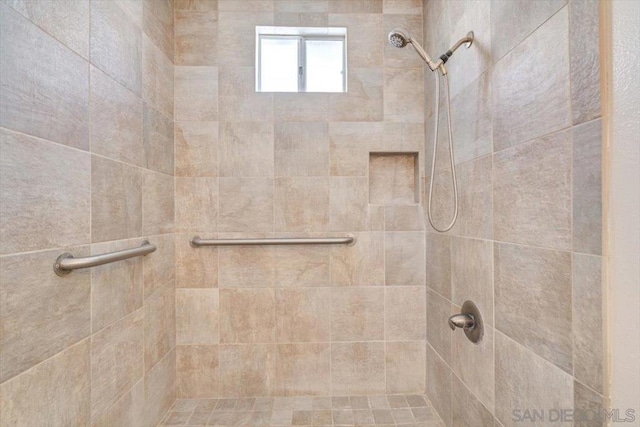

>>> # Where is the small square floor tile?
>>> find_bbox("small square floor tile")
[392,408,415,424]
[333,409,354,425]
[332,396,351,409]
[171,399,200,412]
[412,406,438,422]
[353,409,375,424]
[196,399,219,412]
[164,411,191,425]
[235,398,256,411]
[313,410,333,425]
[368,396,390,409]
[372,409,394,424]
[215,398,237,411]
[272,410,294,425]
[251,410,273,425]
[406,394,428,407]
[188,411,212,425]
[293,410,314,425]
[255,397,274,411]
[350,396,370,409]
[312,397,333,410]
[387,394,409,408]
[207,411,236,426]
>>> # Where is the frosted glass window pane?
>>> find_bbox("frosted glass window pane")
[260,38,299,92]
[305,40,344,93]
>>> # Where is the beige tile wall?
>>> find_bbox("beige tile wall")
[422,0,604,425]
[174,0,427,398]
[0,1,176,425]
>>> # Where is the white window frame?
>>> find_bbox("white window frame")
[256,26,347,93]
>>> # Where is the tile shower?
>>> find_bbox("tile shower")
[0,1,606,427]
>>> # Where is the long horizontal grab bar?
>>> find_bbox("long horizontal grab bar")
[54,241,156,276]
[190,236,355,247]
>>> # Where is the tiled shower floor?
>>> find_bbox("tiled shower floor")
[159,394,444,426]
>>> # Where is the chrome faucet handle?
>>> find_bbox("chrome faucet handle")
[447,301,484,344]
[448,313,475,331]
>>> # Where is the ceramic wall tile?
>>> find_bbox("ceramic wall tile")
[573,119,603,255]
[219,344,275,397]
[0,248,90,383]
[275,122,329,177]
[90,66,143,167]
[143,105,174,175]
[175,177,218,233]
[144,291,175,372]
[142,170,175,235]
[175,9,217,66]
[219,67,273,122]
[91,239,144,333]
[275,288,331,342]
[274,177,330,231]
[0,129,90,254]
[331,343,385,395]
[90,310,144,421]
[494,129,572,250]
[219,122,274,177]
[384,231,425,286]
[328,13,383,68]
[90,0,141,95]
[142,0,173,61]
[386,342,425,393]
[1,5,89,149]
[570,0,601,125]
[492,7,570,150]
[219,289,276,343]
[91,155,142,243]
[176,288,219,345]
[331,287,384,341]
[175,66,218,122]
[142,35,173,119]
[491,0,567,62]
[495,331,573,426]
[573,254,603,393]
[0,340,90,427]
[495,243,573,373]
[175,121,219,177]
[218,178,274,232]
[451,236,493,325]
[3,0,90,58]
[176,345,219,398]
[329,68,383,122]
[275,343,331,396]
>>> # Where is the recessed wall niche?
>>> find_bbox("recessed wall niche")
[369,152,419,205]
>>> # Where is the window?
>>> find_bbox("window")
[256,26,347,93]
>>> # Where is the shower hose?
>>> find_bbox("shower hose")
[427,68,459,233]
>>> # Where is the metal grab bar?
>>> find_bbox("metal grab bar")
[190,236,355,247]
[54,241,156,276]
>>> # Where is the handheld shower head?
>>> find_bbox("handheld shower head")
[388,29,409,48]
[388,28,475,73]
[387,28,439,70]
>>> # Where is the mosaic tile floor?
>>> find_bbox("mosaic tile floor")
[159,394,444,426]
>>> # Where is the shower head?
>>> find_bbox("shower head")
[388,28,438,70]
[388,28,475,73]
[388,29,410,48]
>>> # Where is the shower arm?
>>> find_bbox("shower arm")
[422,31,475,73]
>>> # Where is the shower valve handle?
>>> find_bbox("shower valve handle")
[448,313,476,331]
